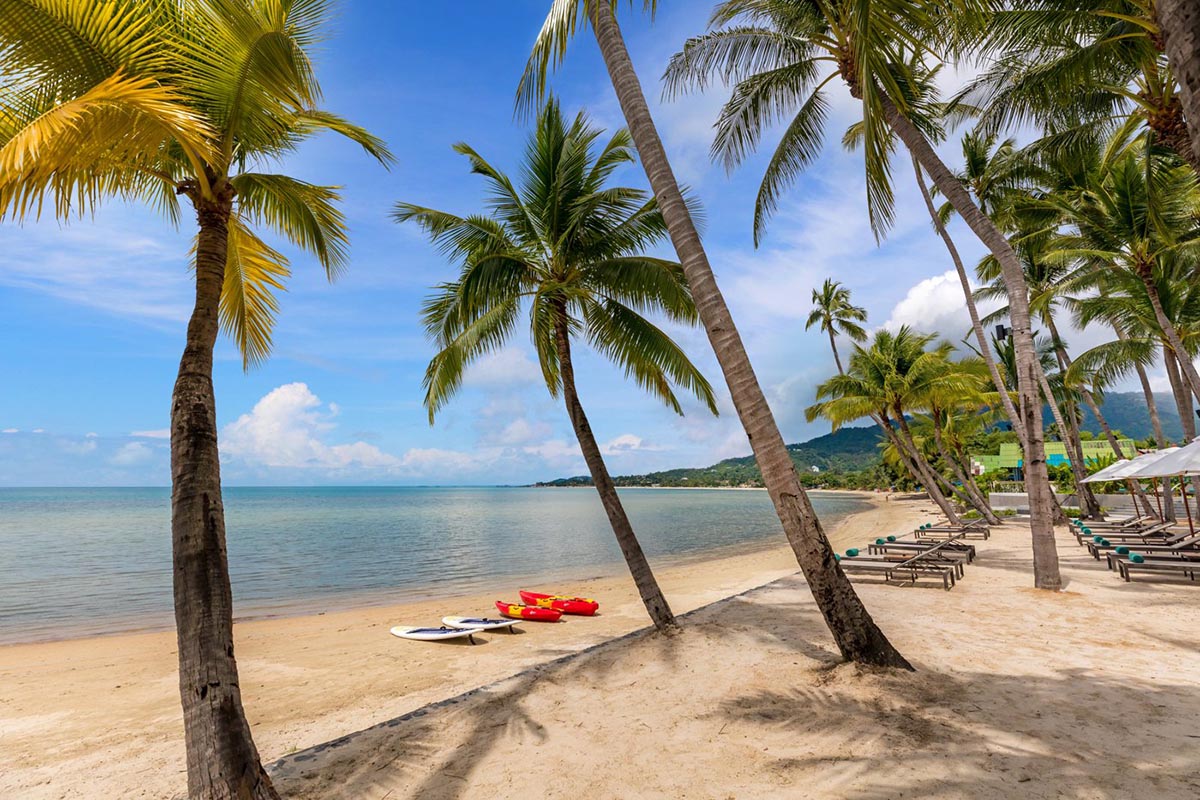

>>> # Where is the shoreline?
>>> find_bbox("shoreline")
[1,494,934,800]
[0,488,881,648]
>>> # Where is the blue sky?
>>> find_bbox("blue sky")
[0,3,1099,486]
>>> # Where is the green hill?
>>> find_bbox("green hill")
[536,392,1186,489]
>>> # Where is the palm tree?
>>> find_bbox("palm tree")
[1049,145,1200,404]
[1158,0,1200,162]
[664,0,1063,589]
[960,1,1200,171]
[518,0,910,667]
[397,100,716,632]
[806,279,867,374]
[0,3,390,797]
[807,327,984,524]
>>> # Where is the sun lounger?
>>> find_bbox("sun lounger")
[1104,549,1200,572]
[1085,532,1200,559]
[1074,521,1176,546]
[868,541,976,563]
[1109,556,1200,583]
[840,558,957,591]
[915,521,990,540]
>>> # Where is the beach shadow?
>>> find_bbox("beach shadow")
[709,664,1200,799]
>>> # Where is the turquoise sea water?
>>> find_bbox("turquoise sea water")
[0,486,869,643]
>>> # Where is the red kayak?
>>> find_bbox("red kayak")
[519,590,599,616]
[495,601,562,621]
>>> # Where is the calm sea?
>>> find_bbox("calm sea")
[0,487,869,644]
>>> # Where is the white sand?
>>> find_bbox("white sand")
[6,494,1200,798]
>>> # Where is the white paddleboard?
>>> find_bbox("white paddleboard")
[442,616,522,631]
[390,625,483,642]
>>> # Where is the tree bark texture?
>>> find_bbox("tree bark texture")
[173,185,281,800]
[591,2,910,667]
[1157,0,1200,166]
[879,90,1062,589]
[551,304,677,632]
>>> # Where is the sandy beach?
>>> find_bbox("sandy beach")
[1,492,906,799]
[6,493,1200,799]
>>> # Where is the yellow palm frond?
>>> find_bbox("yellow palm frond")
[219,214,291,369]
[0,70,216,220]
[0,0,167,91]
[231,172,348,277]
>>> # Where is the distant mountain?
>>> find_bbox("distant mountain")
[536,425,885,488]
[1075,392,1184,443]
[536,392,1187,488]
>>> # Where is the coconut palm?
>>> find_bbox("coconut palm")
[806,279,867,374]
[1157,0,1200,162]
[807,327,986,524]
[958,1,1200,171]
[663,0,1063,588]
[1048,144,1200,403]
[397,99,716,632]
[0,3,390,797]
[518,0,910,666]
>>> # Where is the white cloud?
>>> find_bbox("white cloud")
[601,433,664,455]
[483,417,553,447]
[881,269,979,337]
[462,347,541,388]
[397,447,482,474]
[85,432,98,438]
[59,438,98,455]
[221,383,400,470]
[131,429,170,439]
[110,442,153,466]
[2,428,17,434]
[31,428,45,434]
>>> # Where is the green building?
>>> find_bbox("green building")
[970,439,1135,477]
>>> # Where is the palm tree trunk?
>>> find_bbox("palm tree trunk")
[931,413,1002,525]
[1139,263,1200,403]
[174,190,280,800]
[552,305,676,632]
[828,329,845,375]
[1125,335,1175,518]
[879,89,1062,590]
[912,159,1026,449]
[953,441,998,519]
[590,2,910,668]
[1050,319,1157,516]
[1163,348,1200,511]
[889,410,961,524]
[1157,0,1200,167]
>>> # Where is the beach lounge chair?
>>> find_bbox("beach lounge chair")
[1085,531,1199,559]
[1074,521,1175,546]
[869,541,976,563]
[1109,555,1200,583]
[839,558,957,591]
[915,521,990,540]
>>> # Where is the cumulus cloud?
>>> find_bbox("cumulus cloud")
[601,434,664,455]
[462,347,541,388]
[130,429,170,439]
[110,442,153,466]
[221,383,400,470]
[881,270,985,341]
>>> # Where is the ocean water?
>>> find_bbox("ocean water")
[0,486,869,644]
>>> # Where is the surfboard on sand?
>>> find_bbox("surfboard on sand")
[390,625,483,643]
[442,616,521,632]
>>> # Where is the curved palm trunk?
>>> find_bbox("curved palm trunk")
[1050,318,1157,516]
[1035,366,1102,518]
[828,330,845,375]
[1163,349,1200,502]
[591,2,909,668]
[912,160,1026,449]
[932,412,1002,525]
[953,440,997,517]
[1139,263,1200,403]
[889,411,961,524]
[1157,0,1200,167]
[879,90,1062,590]
[552,308,676,632]
[174,190,280,800]
[1122,329,1177,518]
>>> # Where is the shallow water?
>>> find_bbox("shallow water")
[0,486,869,643]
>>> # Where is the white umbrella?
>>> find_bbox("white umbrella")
[1120,447,1183,479]
[1129,439,1200,478]
[1080,458,1132,484]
